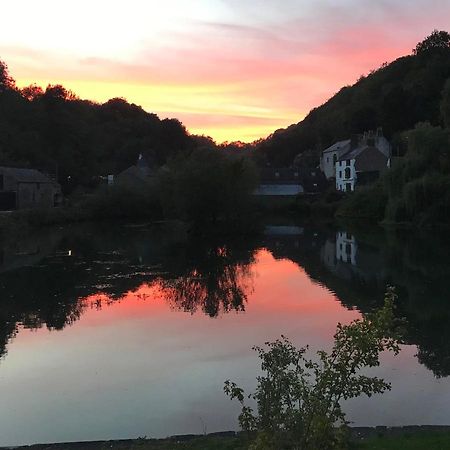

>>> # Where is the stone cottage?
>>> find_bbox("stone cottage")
[0,167,62,210]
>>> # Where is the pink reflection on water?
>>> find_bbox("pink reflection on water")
[1,249,449,447]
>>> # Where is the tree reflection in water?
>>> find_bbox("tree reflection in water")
[159,245,255,317]
[0,223,449,379]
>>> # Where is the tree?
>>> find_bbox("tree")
[158,147,258,230]
[43,84,78,102]
[225,288,402,450]
[21,83,44,101]
[0,59,15,93]
[441,78,450,128]
[414,30,450,55]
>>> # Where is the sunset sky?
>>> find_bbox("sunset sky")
[2,1,450,142]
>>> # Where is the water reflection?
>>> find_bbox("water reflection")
[0,223,449,445]
[0,224,449,373]
[159,243,255,317]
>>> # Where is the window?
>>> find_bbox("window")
[345,167,351,179]
[333,154,337,165]
[346,243,352,256]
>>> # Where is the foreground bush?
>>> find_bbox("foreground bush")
[225,288,401,450]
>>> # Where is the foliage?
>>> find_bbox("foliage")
[0,59,15,93]
[337,183,387,220]
[356,431,450,450]
[383,123,450,226]
[0,63,198,193]
[224,288,401,450]
[440,78,450,128]
[158,147,258,231]
[80,182,161,220]
[413,30,450,55]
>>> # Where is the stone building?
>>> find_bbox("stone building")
[0,167,62,210]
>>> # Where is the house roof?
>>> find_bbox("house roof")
[258,168,327,192]
[338,146,388,171]
[259,168,301,185]
[117,165,153,181]
[338,146,367,161]
[322,139,351,154]
[0,167,53,183]
[354,147,388,172]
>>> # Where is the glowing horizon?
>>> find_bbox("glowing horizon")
[2,1,450,143]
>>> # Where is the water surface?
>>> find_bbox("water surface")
[0,223,449,446]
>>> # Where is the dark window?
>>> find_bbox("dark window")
[333,154,337,164]
[345,167,351,178]
[346,243,352,256]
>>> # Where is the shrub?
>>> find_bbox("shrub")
[337,184,387,220]
[225,288,401,450]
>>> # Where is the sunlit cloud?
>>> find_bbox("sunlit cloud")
[1,0,450,142]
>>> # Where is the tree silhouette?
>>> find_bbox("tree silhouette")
[0,59,15,93]
[414,30,450,55]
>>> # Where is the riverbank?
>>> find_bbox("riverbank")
[6,427,450,450]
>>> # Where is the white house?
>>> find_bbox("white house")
[321,128,391,187]
[320,139,351,180]
[335,144,389,192]
[336,231,357,265]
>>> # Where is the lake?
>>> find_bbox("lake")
[0,222,449,446]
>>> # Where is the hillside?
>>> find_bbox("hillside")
[255,31,450,167]
[0,68,204,192]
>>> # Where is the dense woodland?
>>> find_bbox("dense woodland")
[0,65,207,192]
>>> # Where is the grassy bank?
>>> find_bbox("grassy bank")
[11,429,450,450]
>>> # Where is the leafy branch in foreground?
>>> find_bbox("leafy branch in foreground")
[224,287,402,450]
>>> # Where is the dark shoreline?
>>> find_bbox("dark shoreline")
[4,426,450,449]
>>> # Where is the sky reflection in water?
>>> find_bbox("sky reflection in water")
[0,225,449,446]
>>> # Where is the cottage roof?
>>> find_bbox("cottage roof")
[322,139,351,154]
[354,147,388,172]
[338,146,388,171]
[259,168,301,185]
[0,167,53,183]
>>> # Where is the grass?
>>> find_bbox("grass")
[21,431,450,450]
[355,431,450,450]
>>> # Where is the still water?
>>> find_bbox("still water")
[0,222,449,446]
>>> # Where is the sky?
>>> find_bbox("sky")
[1,1,450,143]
